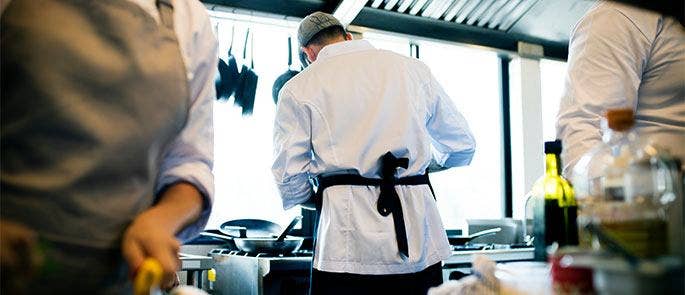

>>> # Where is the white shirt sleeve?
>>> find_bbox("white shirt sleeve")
[556,3,651,175]
[425,69,476,168]
[154,1,217,241]
[272,88,315,210]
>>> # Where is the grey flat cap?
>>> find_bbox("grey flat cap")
[297,12,343,46]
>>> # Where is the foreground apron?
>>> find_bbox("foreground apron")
[1,0,189,292]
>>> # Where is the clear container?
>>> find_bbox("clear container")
[571,109,679,258]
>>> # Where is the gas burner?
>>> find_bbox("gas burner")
[451,243,528,251]
[208,248,314,258]
[451,243,489,251]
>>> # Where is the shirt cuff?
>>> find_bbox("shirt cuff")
[436,149,475,168]
[276,174,314,210]
[155,162,214,242]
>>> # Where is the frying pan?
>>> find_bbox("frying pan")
[202,217,304,254]
[233,236,304,254]
[199,231,303,254]
[448,227,502,245]
[272,36,299,104]
[233,216,304,254]
[198,218,282,250]
[215,26,239,101]
[215,59,229,100]
[234,29,258,115]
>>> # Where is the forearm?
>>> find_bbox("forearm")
[122,182,204,289]
[147,182,204,234]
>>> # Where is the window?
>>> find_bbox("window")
[208,13,303,228]
[540,59,568,141]
[335,30,505,230]
[419,41,503,229]
[508,58,569,219]
[362,31,411,56]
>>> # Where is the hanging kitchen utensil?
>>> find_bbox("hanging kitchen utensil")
[234,28,258,115]
[216,25,240,101]
[215,59,230,101]
[272,36,300,104]
[409,42,420,59]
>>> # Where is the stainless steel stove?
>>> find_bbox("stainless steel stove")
[208,249,313,295]
[201,244,533,294]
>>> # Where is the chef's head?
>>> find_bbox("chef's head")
[297,12,352,64]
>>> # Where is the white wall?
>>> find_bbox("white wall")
[509,57,544,219]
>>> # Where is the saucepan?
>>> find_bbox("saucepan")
[272,36,300,104]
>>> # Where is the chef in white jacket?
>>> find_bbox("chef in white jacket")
[556,1,685,174]
[1,0,216,293]
[272,12,475,295]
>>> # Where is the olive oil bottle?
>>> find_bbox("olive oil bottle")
[533,140,578,261]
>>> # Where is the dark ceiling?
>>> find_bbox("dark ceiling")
[202,0,598,60]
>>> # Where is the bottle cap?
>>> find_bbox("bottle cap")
[544,140,563,154]
[605,108,634,131]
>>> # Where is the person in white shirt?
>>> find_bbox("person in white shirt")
[0,0,216,293]
[556,1,685,175]
[272,12,476,295]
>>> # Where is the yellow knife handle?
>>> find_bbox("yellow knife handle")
[133,258,163,295]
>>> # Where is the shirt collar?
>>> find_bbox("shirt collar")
[316,39,375,62]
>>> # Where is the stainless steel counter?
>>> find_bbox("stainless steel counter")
[442,247,535,281]
[444,247,534,265]
[209,249,312,295]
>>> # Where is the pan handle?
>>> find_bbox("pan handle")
[468,227,502,239]
[199,232,235,241]
[218,226,248,238]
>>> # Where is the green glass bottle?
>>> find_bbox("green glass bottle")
[533,140,578,261]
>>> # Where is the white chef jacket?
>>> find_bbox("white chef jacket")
[0,0,216,242]
[556,1,685,175]
[272,40,476,274]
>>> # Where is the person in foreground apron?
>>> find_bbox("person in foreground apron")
[0,0,217,293]
[271,12,476,295]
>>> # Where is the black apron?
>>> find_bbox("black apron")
[312,152,435,260]
[309,152,437,295]
[1,0,189,293]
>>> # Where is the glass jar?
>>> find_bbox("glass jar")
[571,109,678,258]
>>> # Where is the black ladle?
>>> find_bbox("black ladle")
[276,216,303,242]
